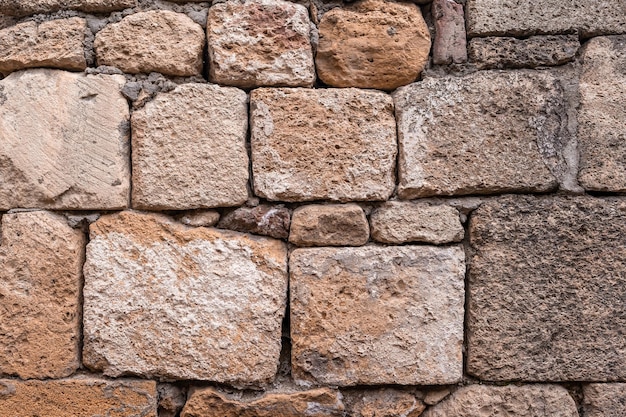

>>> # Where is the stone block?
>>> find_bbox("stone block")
[432,0,467,65]
[0,0,135,16]
[218,205,291,239]
[584,383,626,417]
[289,204,369,247]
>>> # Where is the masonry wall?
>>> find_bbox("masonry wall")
[0,0,625,416]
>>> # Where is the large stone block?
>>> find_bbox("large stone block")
[290,246,465,386]
[0,69,130,210]
[83,211,288,384]
[251,88,396,202]
[132,84,249,210]
[584,383,626,417]
[0,0,135,16]
[468,196,626,381]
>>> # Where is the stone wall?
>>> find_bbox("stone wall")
[0,0,625,415]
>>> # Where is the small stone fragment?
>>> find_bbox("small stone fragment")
[95,10,204,76]
[178,210,221,227]
[432,0,467,65]
[344,389,425,417]
[158,384,187,417]
[218,205,291,239]
[289,204,369,247]
[584,383,626,417]
[423,388,451,406]
[0,0,136,16]
[316,0,430,90]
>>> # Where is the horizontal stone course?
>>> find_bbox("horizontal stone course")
[0,0,136,16]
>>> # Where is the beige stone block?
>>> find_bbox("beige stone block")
[289,204,369,247]
[0,0,135,17]
[344,389,425,417]
[584,383,626,417]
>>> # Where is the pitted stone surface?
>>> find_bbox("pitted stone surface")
[344,389,425,417]
[290,245,465,386]
[289,204,369,247]
[218,205,291,239]
[584,383,626,417]
[0,0,135,16]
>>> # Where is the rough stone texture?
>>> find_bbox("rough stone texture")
[423,389,451,406]
[0,378,157,416]
[158,384,187,417]
[469,35,580,69]
[578,36,626,192]
[0,69,130,210]
[289,204,369,247]
[207,0,315,88]
[466,0,626,37]
[95,10,204,76]
[394,70,569,198]
[83,211,288,384]
[179,210,221,227]
[432,0,467,65]
[422,385,578,417]
[0,18,87,74]
[344,389,425,417]
[370,201,464,245]
[468,196,626,381]
[316,0,430,90]
[181,387,344,417]
[251,88,396,202]
[132,84,248,210]
[290,245,465,386]
[0,0,135,16]
[219,205,291,240]
[584,383,626,417]
[0,211,84,379]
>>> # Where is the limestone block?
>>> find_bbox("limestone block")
[289,204,369,247]
[0,0,135,17]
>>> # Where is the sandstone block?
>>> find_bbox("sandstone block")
[218,205,291,239]
[0,69,130,210]
[0,378,157,416]
[132,84,248,210]
[251,88,396,202]
[289,204,369,246]
[83,211,288,384]
[0,18,86,74]
[578,36,626,192]
[207,0,315,88]
[316,0,430,90]
[0,0,135,16]
[394,70,566,198]
[179,210,221,227]
[344,389,425,417]
[95,10,204,76]
[0,211,84,379]
[584,384,626,417]
[468,196,626,381]
[432,0,467,65]
[290,245,465,386]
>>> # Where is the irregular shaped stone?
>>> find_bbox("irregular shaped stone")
[0,18,86,74]
[181,387,344,417]
[251,88,396,202]
[0,0,135,16]
[0,211,84,379]
[432,0,467,65]
[0,377,157,416]
[469,35,580,69]
[95,10,204,76]
[578,36,626,192]
[290,245,465,386]
[468,196,626,381]
[394,70,566,198]
[344,389,425,417]
[423,388,451,406]
[316,0,430,90]
[466,0,626,37]
[179,210,221,227]
[158,384,187,417]
[0,69,130,210]
[207,0,315,88]
[584,383,626,417]
[132,84,248,210]
[83,211,288,384]
[218,205,290,239]
[422,385,578,417]
[289,204,369,246]
[370,201,464,245]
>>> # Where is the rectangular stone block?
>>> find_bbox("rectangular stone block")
[290,246,465,386]
[468,196,626,381]
[584,383,626,417]
[0,0,136,16]
[289,204,369,247]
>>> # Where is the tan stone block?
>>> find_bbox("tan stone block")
[251,88,396,202]
[584,383,626,417]
[132,84,248,210]
[316,0,430,90]
[178,210,221,227]
[95,10,204,76]
[344,389,425,417]
[290,245,465,386]
[0,211,84,379]
[83,211,288,384]
[0,0,135,16]
[289,204,369,247]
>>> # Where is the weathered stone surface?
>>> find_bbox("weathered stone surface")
[290,245,465,386]
[469,35,580,69]
[0,378,157,416]
[0,211,84,379]
[95,10,204,76]
[83,211,288,384]
[423,388,451,406]
[179,210,221,227]
[158,384,187,417]
[181,387,344,417]
[251,88,396,202]
[0,69,130,210]
[578,36,626,192]
[0,18,86,74]
[289,204,369,247]
[316,0,430,90]
[0,0,135,16]
[432,0,467,65]
[370,201,464,245]
[468,196,626,381]
[207,0,315,88]
[132,83,248,210]
[422,385,578,417]
[394,70,567,198]
[584,383,626,417]
[344,389,425,417]
[219,205,291,239]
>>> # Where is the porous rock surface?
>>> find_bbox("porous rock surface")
[344,388,425,417]
[218,205,291,240]
[179,210,221,227]
[583,383,626,417]
[0,0,135,16]
[289,204,369,247]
